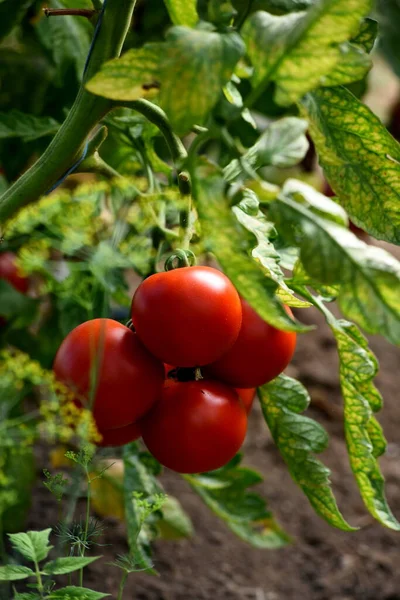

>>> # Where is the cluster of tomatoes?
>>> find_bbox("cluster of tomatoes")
[54,265,296,474]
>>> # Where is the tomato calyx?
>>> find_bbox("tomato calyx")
[164,248,196,271]
[166,366,203,382]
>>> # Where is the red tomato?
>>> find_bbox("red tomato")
[140,379,247,473]
[204,299,296,388]
[53,319,164,431]
[0,251,29,294]
[131,266,242,367]
[96,422,141,447]
[236,388,256,414]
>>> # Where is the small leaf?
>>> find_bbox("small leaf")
[319,42,371,87]
[87,27,245,134]
[0,110,59,142]
[42,556,101,576]
[224,117,309,182]
[0,565,34,581]
[242,0,372,106]
[310,296,400,529]
[259,376,355,531]
[8,529,53,563]
[164,0,198,27]
[300,86,400,244]
[186,456,289,548]
[192,159,309,332]
[48,586,109,599]
[271,178,400,345]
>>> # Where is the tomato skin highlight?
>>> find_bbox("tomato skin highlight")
[96,422,141,447]
[131,266,242,367]
[140,379,247,474]
[204,299,296,388]
[0,252,29,294]
[53,318,165,431]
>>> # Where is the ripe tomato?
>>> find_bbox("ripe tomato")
[164,364,256,414]
[140,379,247,473]
[0,251,29,294]
[96,422,141,447]
[53,319,164,431]
[236,388,256,414]
[131,266,242,367]
[204,299,296,388]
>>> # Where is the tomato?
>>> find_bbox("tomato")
[164,363,256,414]
[96,421,141,447]
[204,299,296,388]
[131,266,242,367]
[236,387,256,414]
[0,251,29,294]
[53,319,165,431]
[140,379,247,473]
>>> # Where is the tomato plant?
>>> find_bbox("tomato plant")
[0,0,399,598]
[140,379,247,474]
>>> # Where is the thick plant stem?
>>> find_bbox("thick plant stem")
[0,0,137,224]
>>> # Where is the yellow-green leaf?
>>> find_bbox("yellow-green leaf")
[259,375,355,531]
[310,296,400,530]
[300,86,400,244]
[87,27,245,134]
[192,158,309,332]
[164,0,198,27]
[242,0,372,106]
[270,179,400,345]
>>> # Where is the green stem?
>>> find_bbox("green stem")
[115,100,190,195]
[117,571,128,600]
[77,155,122,179]
[34,560,44,598]
[79,467,92,587]
[0,0,137,223]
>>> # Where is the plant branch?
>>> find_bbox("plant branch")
[76,125,122,179]
[44,8,96,19]
[0,0,137,224]
[113,99,190,195]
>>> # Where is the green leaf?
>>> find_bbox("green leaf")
[242,0,372,106]
[8,529,53,563]
[351,17,378,53]
[157,496,194,539]
[301,86,400,244]
[191,158,309,332]
[224,117,309,182]
[0,110,59,142]
[0,0,35,42]
[13,593,40,600]
[186,456,289,548]
[259,375,355,530]
[270,178,400,345]
[36,0,92,82]
[164,0,198,26]
[42,556,101,576]
[0,565,34,581]
[48,587,109,599]
[87,27,245,134]
[309,295,400,529]
[123,444,164,573]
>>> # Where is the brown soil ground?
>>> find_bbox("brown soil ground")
[22,243,400,600]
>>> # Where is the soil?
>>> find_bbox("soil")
[22,244,400,600]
